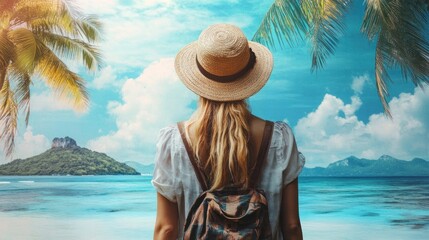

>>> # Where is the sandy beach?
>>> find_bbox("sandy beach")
[1,214,427,240]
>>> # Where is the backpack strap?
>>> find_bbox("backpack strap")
[177,122,209,191]
[249,121,274,188]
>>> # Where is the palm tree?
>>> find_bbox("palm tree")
[0,0,102,156]
[253,0,429,116]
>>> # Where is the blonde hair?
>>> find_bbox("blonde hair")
[186,97,251,190]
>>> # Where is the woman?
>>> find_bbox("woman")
[152,23,305,239]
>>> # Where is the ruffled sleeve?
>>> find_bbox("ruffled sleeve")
[151,126,180,202]
[276,122,306,186]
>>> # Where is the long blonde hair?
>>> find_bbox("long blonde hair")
[186,97,251,190]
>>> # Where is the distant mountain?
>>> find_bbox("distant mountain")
[0,137,140,176]
[301,155,429,177]
[124,161,154,175]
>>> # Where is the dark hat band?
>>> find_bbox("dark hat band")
[196,48,256,83]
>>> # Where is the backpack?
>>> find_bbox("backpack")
[177,121,274,240]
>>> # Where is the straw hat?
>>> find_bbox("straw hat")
[175,23,273,101]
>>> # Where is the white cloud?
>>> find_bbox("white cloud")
[31,91,84,113]
[90,65,123,90]
[72,0,119,15]
[87,58,196,163]
[351,74,369,94]
[0,127,50,163]
[132,0,175,9]
[72,0,255,68]
[294,86,429,167]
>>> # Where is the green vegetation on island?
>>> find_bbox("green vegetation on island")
[127,155,429,177]
[0,137,140,176]
[301,155,429,177]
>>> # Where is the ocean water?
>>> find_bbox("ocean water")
[0,176,428,240]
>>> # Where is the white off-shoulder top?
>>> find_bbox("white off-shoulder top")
[152,121,306,239]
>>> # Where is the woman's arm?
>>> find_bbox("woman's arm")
[280,177,303,240]
[154,193,179,240]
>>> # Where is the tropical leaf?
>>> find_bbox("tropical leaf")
[0,0,102,156]
[0,0,18,25]
[34,39,89,110]
[74,15,103,43]
[305,0,351,71]
[0,79,18,157]
[0,31,13,66]
[253,0,350,70]
[375,33,393,117]
[14,0,102,42]
[0,68,5,98]
[8,64,31,125]
[0,31,14,90]
[38,32,102,71]
[10,0,62,28]
[362,0,429,115]
[7,28,37,72]
[253,0,308,48]
[388,1,429,87]
[17,73,31,125]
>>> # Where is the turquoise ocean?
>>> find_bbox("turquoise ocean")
[0,176,428,240]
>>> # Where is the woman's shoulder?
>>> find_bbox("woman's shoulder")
[273,121,293,133]
[251,115,291,132]
[159,124,178,134]
[156,124,180,146]
[271,121,295,147]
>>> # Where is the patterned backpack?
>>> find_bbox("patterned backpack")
[178,121,274,240]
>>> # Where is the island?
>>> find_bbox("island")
[125,155,429,177]
[124,161,154,175]
[301,155,429,177]
[0,137,140,176]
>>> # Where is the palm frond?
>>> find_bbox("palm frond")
[375,32,393,117]
[8,64,31,125]
[74,15,103,43]
[252,0,308,48]
[362,0,429,114]
[0,0,18,13]
[0,0,18,22]
[18,73,31,125]
[11,0,62,28]
[361,0,400,40]
[61,0,103,42]
[0,31,14,90]
[38,32,102,71]
[0,11,11,30]
[34,38,89,111]
[388,0,429,86]
[0,0,103,156]
[14,0,102,42]
[305,0,351,71]
[0,79,18,157]
[7,28,37,72]
[0,31,13,67]
[0,67,5,95]
[253,0,350,71]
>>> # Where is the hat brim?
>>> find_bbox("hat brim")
[174,41,273,101]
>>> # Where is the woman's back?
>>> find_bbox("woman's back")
[152,118,305,239]
[152,23,305,240]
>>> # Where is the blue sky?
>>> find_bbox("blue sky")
[2,0,428,167]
